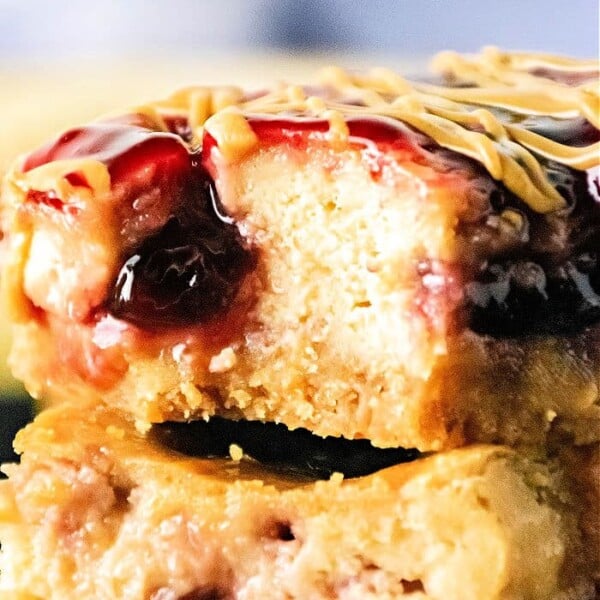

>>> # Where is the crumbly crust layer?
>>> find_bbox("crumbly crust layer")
[0,402,597,600]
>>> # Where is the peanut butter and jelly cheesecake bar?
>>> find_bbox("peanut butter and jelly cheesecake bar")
[2,49,598,451]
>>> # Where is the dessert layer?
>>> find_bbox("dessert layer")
[1,49,598,449]
[1,402,597,600]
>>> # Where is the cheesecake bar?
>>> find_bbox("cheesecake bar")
[1,48,599,450]
[1,401,597,600]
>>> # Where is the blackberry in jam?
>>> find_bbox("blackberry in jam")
[460,161,600,337]
[110,166,254,327]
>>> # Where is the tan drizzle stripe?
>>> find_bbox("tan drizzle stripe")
[434,46,600,76]
[415,84,594,122]
[19,48,600,214]
[505,126,600,170]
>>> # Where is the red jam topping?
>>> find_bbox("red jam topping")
[23,115,255,329]
[243,114,424,150]
[23,119,191,187]
[21,109,600,337]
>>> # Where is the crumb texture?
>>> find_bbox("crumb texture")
[0,404,597,600]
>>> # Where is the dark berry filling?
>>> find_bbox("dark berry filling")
[456,159,600,337]
[109,167,254,328]
[466,256,600,336]
[153,417,421,479]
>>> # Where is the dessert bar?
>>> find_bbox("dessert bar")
[1,49,598,450]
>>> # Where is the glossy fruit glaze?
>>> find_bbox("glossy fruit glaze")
[23,114,255,328]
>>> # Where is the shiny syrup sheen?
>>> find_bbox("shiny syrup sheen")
[110,169,255,327]
[23,114,187,179]
[23,115,255,328]
[244,114,424,149]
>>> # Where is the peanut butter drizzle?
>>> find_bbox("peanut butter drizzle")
[17,48,600,215]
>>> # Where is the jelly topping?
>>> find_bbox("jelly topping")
[23,119,190,187]
[244,114,424,151]
[109,165,254,327]
[22,116,255,329]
